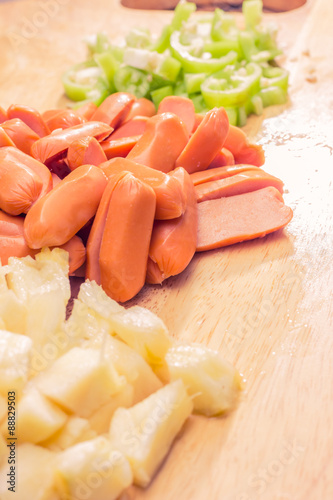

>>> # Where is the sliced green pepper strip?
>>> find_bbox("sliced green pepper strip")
[170,31,238,74]
[259,86,288,107]
[86,32,111,56]
[170,0,197,31]
[184,73,206,94]
[189,93,209,114]
[125,28,152,49]
[237,106,248,127]
[113,66,150,98]
[242,0,263,29]
[94,51,119,90]
[151,85,174,108]
[109,45,124,63]
[238,31,258,62]
[224,107,238,126]
[261,66,289,92]
[203,40,241,58]
[211,8,238,42]
[152,26,171,54]
[158,56,182,82]
[201,62,262,108]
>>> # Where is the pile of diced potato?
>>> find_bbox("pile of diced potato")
[0,248,242,500]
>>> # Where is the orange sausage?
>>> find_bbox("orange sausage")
[0,128,16,148]
[158,96,195,136]
[7,104,50,137]
[9,147,53,200]
[86,171,129,284]
[194,170,284,202]
[196,186,293,252]
[0,147,52,215]
[67,136,107,171]
[101,135,141,159]
[192,113,204,133]
[58,235,86,275]
[146,167,197,284]
[208,148,235,169]
[41,109,63,122]
[0,210,85,274]
[45,109,87,132]
[109,116,148,140]
[75,102,98,120]
[90,92,136,127]
[87,172,156,302]
[190,164,259,186]
[24,165,107,248]
[125,97,156,121]
[0,106,7,124]
[31,121,112,165]
[223,125,265,167]
[175,107,230,174]
[1,118,40,155]
[99,157,186,220]
[127,112,189,173]
[0,210,36,263]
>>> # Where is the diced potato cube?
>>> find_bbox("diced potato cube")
[108,305,172,369]
[56,436,133,500]
[14,388,67,444]
[165,343,243,416]
[109,380,193,487]
[34,347,123,417]
[0,331,32,397]
[0,443,58,500]
[41,416,97,452]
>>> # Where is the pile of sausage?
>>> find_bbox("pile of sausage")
[0,94,293,302]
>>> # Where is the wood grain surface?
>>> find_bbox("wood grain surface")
[1,0,333,499]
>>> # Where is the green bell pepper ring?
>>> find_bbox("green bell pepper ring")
[201,62,262,108]
[62,60,109,103]
[170,30,238,74]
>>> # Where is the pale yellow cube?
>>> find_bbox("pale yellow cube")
[56,436,133,500]
[78,280,124,318]
[83,334,163,404]
[64,298,111,347]
[108,305,172,369]
[109,380,193,487]
[34,347,123,417]
[15,387,68,444]
[88,382,134,434]
[165,343,243,416]
[0,290,27,335]
[0,330,32,397]
[42,416,97,452]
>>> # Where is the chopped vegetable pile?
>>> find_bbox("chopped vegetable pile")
[62,0,289,126]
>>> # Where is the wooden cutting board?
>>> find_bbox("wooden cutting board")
[1,0,333,498]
